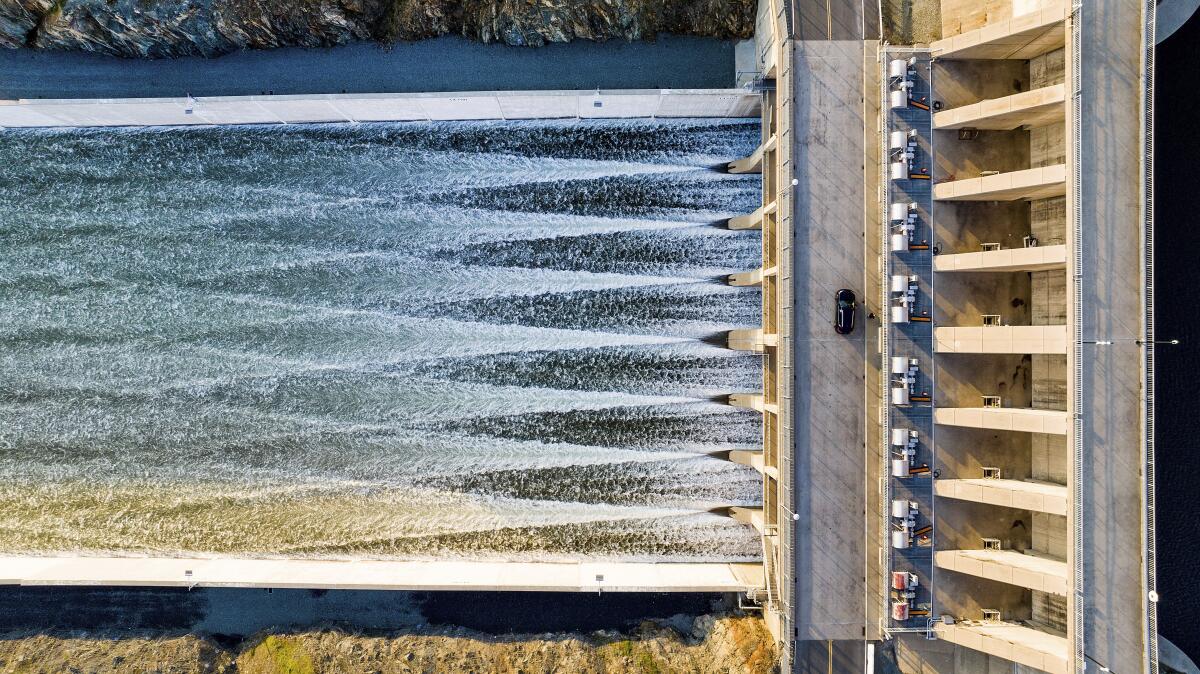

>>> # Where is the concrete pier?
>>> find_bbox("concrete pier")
[728,205,769,230]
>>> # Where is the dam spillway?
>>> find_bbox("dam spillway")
[0,119,765,561]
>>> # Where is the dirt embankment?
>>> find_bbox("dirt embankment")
[0,613,777,674]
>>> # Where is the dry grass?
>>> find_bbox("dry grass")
[881,0,942,45]
[0,614,777,674]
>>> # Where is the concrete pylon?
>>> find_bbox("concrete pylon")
[726,449,779,479]
[727,267,764,286]
[726,328,778,352]
[727,205,764,230]
[726,134,776,174]
[727,393,765,412]
[728,506,765,533]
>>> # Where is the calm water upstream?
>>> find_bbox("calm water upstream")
[0,119,763,560]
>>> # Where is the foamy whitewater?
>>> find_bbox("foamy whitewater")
[0,119,763,560]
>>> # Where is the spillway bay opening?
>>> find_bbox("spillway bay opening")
[0,118,765,562]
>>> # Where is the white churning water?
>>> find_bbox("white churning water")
[0,118,764,561]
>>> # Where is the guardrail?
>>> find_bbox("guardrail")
[879,45,937,637]
[1069,3,1085,672]
[877,45,893,640]
[1140,0,1159,669]
[778,35,797,674]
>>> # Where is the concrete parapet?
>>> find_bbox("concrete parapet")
[0,557,765,593]
[0,89,761,129]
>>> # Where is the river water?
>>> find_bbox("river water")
[0,119,764,561]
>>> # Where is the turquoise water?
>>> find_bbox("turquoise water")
[0,119,765,560]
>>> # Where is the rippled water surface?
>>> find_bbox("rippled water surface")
[0,119,763,560]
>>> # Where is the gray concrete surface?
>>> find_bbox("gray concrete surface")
[1077,0,1153,671]
[863,37,886,644]
[0,36,737,100]
[0,557,764,593]
[0,90,760,128]
[795,0,879,40]
[791,37,868,642]
[794,639,867,672]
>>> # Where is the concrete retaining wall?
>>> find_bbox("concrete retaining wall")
[0,557,764,592]
[0,89,760,128]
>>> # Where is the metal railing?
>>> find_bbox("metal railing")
[774,21,796,671]
[1069,3,1085,672]
[878,45,940,638]
[877,45,893,641]
[1140,0,1159,669]
[925,55,939,637]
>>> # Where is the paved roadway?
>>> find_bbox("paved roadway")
[1078,0,1153,671]
[790,35,868,647]
[793,0,881,41]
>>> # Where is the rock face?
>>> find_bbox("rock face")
[0,0,755,57]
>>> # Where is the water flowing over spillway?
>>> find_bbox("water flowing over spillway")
[0,119,763,560]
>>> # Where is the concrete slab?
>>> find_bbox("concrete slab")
[934,325,1068,354]
[936,478,1068,515]
[934,245,1068,273]
[416,95,506,121]
[795,0,871,41]
[933,2,1068,60]
[933,84,1066,130]
[0,557,764,593]
[1077,0,1154,670]
[936,548,1068,595]
[0,90,760,128]
[934,165,1067,201]
[935,620,1068,674]
[791,38,867,641]
[934,407,1069,435]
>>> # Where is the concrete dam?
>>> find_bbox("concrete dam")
[0,119,768,562]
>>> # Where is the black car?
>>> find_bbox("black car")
[834,289,857,334]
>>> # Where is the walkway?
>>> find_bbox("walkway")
[1078,0,1154,670]
[0,557,764,593]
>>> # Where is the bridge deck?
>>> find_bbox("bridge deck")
[791,37,868,642]
[0,557,764,593]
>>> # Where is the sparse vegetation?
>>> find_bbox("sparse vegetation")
[882,0,942,45]
[0,614,777,673]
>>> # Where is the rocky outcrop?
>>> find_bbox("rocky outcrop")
[0,0,755,57]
